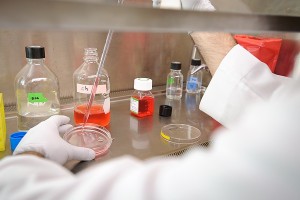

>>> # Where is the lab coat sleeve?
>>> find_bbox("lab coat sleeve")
[200,44,290,128]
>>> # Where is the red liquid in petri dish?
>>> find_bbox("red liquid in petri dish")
[74,104,110,126]
[131,96,154,118]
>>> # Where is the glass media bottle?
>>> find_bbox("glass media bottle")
[166,62,183,100]
[73,48,110,127]
[186,59,202,94]
[15,46,60,131]
[130,78,154,118]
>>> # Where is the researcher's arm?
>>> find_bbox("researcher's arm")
[190,32,290,128]
[190,32,236,76]
[182,0,291,128]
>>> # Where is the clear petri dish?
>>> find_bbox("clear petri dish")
[161,124,201,144]
[63,124,112,157]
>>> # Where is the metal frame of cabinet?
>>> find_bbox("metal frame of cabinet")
[0,0,299,33]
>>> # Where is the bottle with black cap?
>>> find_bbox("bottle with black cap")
[15,46,60,131]
[186,58,202,94]
[166,61,183,100]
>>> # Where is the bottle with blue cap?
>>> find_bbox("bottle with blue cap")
[15,46,60,131]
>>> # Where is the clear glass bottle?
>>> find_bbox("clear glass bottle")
[15,46,60,131]
[73,48,110,127]
[130,78,154,118]
[166,62,183,100]
[186,59,202,94]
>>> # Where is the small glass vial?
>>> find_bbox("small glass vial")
[186,59,202,94]
[166,62,183,100]
[73,48,110,127]
[15,46,60,131]
[130,78,154,118]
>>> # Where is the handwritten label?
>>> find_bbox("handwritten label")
[27,93,48,103]
[77,84,106,94]
[167,77,174,85]
[187,77,199,90]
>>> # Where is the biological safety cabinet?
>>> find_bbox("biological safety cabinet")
[0,0,299,172]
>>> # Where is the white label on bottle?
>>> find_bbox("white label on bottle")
[27,102,46,106]
[77,84,107,94]
[103,97,110,114]
[130,97,139,114]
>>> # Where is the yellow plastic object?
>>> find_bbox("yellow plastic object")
[0,93,6,151]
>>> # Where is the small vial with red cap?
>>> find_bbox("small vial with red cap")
[130,78,154,118]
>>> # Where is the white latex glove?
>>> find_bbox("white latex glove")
[157,0,215,11]
[181,0,215,11]
[13,115,96,165]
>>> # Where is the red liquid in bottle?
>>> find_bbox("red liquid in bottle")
[130,96,154,118]
[74,104,110,126]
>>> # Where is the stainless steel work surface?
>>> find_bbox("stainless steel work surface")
[68,92,215,173]
[1,91,215,173]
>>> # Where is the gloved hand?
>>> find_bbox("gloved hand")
[13,115,96,165]
[181,0,215,11]
[157,0,215,11]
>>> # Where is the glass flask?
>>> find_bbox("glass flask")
[166,62,183,100]
[15,46,60,131]
[73,48,110,127]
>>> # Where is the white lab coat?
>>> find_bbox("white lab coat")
[1,44,300,200]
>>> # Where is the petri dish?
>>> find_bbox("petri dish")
[161,124,201,144]
[63,124,112,157]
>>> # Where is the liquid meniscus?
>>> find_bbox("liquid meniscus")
[74,104,110,127]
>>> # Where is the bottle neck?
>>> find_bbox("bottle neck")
[189,65,197,70]
[171,69,181,72]
[27,58,45,65]
[134,90,154,97]
[136,89,151,92]
[84,56,98,63]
